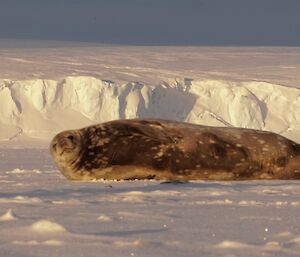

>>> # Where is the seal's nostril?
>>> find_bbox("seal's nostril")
[52,143,57,151]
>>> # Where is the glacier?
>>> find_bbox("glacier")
[1,76,300,145]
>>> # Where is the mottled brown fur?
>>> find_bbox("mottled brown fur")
[50,119,300,181]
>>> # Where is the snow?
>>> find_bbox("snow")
[1,149,300,257]
[0,209,18,221]
[1,43,300,256]
[29,220,66,233]
[0,45,300,146]
[1,76,300,146]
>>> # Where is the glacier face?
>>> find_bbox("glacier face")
[1,76,300,144]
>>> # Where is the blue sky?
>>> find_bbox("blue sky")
[0,0,300,45]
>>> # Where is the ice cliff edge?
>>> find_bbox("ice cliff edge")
[1,76,300,144]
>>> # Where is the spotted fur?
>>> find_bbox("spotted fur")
[50,119,300,181]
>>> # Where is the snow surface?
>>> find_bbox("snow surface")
[1,149,300,257]
[1,43,300,256]
[1,44,300,146]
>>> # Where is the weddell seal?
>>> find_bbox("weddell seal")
[50,119,300,181]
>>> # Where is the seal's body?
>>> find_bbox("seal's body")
[50,119,300,181]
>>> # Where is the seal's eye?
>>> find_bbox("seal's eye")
[67,135,75,143]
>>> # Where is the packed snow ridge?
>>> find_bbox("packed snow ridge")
[1,76,300,144]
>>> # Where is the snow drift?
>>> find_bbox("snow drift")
[1,76,300,145]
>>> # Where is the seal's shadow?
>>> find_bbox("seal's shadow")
[0,180,297,199]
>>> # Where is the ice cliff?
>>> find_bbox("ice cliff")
[1,76,300,144]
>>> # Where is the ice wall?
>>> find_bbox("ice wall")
[1,76,300,143]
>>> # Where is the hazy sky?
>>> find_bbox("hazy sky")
[0,0,300,45]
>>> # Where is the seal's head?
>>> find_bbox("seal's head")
[50,130,84,179]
